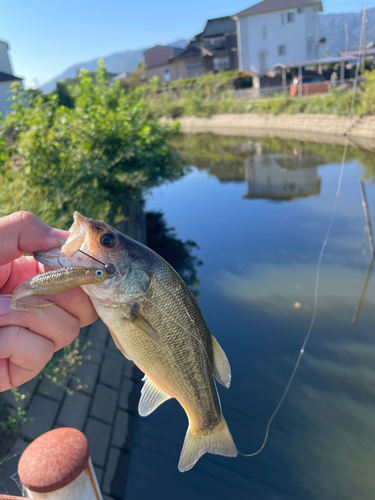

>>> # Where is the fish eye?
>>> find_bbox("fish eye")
[95,270,104,277]
[100,233,116,248]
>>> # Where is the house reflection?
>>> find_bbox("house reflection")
[176,134,324,201]
[244,149,322,201]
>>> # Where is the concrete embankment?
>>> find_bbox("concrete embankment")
[173,114,375,151]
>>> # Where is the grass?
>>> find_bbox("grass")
[140,70,375,119]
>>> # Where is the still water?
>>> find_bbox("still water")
[126,134,375,500]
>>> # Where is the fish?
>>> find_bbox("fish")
[10,266,108,314]
[33,211,237,472]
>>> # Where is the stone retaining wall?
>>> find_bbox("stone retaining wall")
[173,114,375,150]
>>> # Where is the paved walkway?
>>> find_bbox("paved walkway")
[0,203,146,500]
[0,319,142,500]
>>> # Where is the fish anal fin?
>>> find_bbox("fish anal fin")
[178,416,237,472]
[139,375,171,416]
[211,334,231,388]
[108,327,132,361]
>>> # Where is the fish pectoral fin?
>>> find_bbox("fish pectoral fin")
[108,327,132,361]
[139,375,171,417]
[130,309,162,344]
[211,334,231,389]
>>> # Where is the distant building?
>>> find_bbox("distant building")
[0,40,23,117]
[169,16,238,79]
[234,0,323,75]
[143,45,183,83]
[109,72,130,85]
[244,152,321,200]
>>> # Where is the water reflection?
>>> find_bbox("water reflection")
[126,133,375,500]
[243,150,321,201]
[177,135,327,201]
[146,211,202,296]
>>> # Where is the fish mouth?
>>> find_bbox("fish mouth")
[61,211,90,258]
[34,212,97,269]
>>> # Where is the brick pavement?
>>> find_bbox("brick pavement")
[0,319,142,500]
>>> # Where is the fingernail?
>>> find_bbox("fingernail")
[58,238,66,247]
[50,227,69,243]
[0,297,11,316]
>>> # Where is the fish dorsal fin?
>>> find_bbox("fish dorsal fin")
[211,334,231,389]
[139,375,172,417]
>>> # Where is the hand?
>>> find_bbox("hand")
[0,212,98,392]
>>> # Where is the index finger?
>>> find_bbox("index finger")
[0,212,69,266]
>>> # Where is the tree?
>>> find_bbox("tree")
[0,61,183,229]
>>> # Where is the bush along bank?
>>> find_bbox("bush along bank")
[141,70,375,119]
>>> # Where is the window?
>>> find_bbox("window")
[259,53,267,74]
[262,25,267,39]
[164,67,170,82]
[281,13,285,25]
[185,60,202,68]
[287,10,294,22]
[213,56,230,71]
[278,44,286,56]
[297,7,304,13]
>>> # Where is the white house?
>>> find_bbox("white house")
[233,0,323,75]
[243,153,321,200]
[0,40,23,118]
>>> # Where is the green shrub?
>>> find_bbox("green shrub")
[359,70,375,115]
[0,61,183,229]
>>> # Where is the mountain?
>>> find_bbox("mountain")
[40,39,188,93]
[320,7,375,56]
[41,7,375,93]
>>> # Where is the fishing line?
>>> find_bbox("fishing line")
[238,137,348,458]
[56,248,119,276]
[0,450,22,467]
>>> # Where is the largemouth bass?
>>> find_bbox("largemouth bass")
[33,212,237,472]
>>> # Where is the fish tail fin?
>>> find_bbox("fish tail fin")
[178,415,237,473]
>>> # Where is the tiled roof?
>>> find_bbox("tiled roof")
[0,71,22,82]
[169,42,213,61]
[234,0,322,17]
[196,16,236,38]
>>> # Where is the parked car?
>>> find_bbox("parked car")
[290,75,330,96]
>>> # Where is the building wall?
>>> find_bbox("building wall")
[237,5,320,74]
[0,81,12,117]
[143,45,177,69]
[170,56,206,80]
[0,40,12,74]
[146,65,171,83]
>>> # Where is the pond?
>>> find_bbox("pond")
[125,134,375,500]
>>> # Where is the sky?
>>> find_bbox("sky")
[0,0,371,88]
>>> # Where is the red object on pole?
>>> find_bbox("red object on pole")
[18,428,89,493]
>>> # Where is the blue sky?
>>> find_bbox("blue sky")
[0,0,370,87]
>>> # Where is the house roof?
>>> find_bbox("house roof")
[169,41,213,61]
[144,45,183,68]
[234,0,323,18]
[195,16,236,38]
[270,55,358,71]
[0,71,22,83]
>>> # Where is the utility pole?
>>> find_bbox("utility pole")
[351,1,367,113]
[344,22,349,54]
[361,3,368,75]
